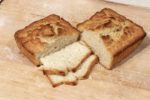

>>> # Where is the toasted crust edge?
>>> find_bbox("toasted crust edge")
[46,74,78,87]
[14,33,41,65]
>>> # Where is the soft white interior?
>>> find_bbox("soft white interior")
[40,42,91,74]
[75,55,97,79]
[37,33,79,58]
[48,55,97,86]
[81,31,113,68]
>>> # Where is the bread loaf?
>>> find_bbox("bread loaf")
[15,14,80,65]
[77,8,146,69]
[14,8,146,87]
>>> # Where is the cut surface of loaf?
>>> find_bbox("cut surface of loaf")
[48,55,98,87]
[40,42,92,75]
[14,14,80,65]
[77,8,146,69]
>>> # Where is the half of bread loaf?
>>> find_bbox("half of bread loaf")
[48,55,98,87]
[40,42,92,75]
[15,14,80,65]
[77,8,146,69]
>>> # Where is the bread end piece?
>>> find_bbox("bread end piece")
[78,8,146,69]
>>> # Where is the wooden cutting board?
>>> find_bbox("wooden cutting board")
[0,0,150,100]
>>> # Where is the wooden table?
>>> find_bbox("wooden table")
[0,0,150,99]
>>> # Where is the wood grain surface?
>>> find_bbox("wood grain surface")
[0,0,150,100]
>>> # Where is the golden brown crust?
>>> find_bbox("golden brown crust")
[77,8,146,67]
[43,68,66,76]
[77,8,126,31]
[64,81,77,86]
[111,38,143,69]
[15,33,41,65]
[15,14,80,65]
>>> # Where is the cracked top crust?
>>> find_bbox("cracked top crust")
[77,8,146,56]
[14,14,79,65]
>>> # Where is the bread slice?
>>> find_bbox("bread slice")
[77,8,146,69]
[48,72,77,87]
[14,14,80,65]
[48,55,98,87]
[74,54,98,79]
[40,42,92,75]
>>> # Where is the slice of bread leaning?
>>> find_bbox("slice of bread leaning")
[15,14,80,65]
[77,8,146,69]
[48,55,98,87]
[40,42,92,75]
[74,54,98,80]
